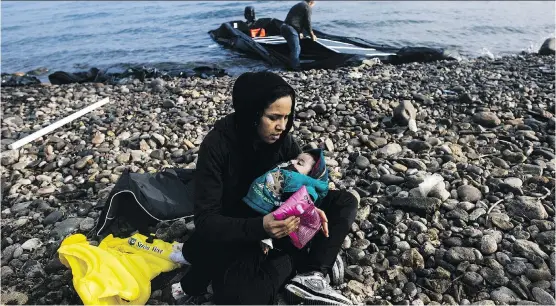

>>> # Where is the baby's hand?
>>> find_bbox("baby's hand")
[261,243,270,255]
[260,238,273,254]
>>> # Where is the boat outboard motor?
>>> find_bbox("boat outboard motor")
[244,6,255,25]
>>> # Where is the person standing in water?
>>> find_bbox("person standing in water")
[280,0,317,70]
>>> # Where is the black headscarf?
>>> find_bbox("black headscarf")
[231,71,296,150]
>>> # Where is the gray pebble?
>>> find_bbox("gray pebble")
[532,287,555,305]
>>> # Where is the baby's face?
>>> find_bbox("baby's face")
[291,153,316,175]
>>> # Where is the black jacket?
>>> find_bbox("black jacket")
[284,1,313,35]
[193,72,301,244]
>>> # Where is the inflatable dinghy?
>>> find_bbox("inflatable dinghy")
[209,6,459,69]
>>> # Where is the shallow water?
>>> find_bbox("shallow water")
[1,1,554,76]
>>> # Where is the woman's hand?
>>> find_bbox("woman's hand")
[263,214,300,238]
[317,208,329,237]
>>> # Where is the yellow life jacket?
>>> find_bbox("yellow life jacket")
[58,233,181,305]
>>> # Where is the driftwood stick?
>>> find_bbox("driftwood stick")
[7,98,110,150]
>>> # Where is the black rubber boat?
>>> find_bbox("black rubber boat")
[209,6,460,70]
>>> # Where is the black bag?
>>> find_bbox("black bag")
[94,168,196,237]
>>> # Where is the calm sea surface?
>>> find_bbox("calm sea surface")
[2,1,554,76]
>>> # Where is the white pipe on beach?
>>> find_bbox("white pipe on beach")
[7,97,110,150]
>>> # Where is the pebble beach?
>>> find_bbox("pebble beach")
[1,53,555,305]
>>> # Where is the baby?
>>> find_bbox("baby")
[242,148,329,253]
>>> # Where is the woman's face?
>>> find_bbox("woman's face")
[257,96,292,144]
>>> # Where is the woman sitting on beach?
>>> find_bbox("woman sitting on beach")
[173,71,357,305]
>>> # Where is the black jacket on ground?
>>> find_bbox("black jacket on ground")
[192,72,301,244]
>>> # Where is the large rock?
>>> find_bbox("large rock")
[356,205,370,222]
[21,260,45,278]
[116,153,131,164]
[425,278,451,294]
[378,143,402,157]
[91,132,105,145]
[347,280,368,296]
[393,100,417,125]
[473,112,501,127]
[463,271,484,287]
[457,185,482,202]
[380,174,405,185]
[1,149,19,166]
[445,247,478,263]
[506,196,548,220]
[480,267,508,286]
[480,235,498,255]
[0,292,28,305]
[532,287,555,305]
[407,140,432,153]
[43,210,64,225]
[506,261,526,275]
[400,248,425,269]
[1,266,14,279]
[398,158,426,171]
[391,197,441,214]
[21,238,42,251]
[490,287,521,304]
[355,156,370,169]
[74,155,93,170]
[150,78,165,92]
[11,201,32,213]
[513,239,549,260]
[51,218,83,238]
[489,212,514,230]
[151,133,166,146]
[538,37,555,55]
[525,269,552,282]
[1,244,20,265]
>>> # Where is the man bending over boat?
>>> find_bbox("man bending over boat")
[281,0,317,70]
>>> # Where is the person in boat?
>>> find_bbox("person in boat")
[280,0,317,69]
[173,71,357,305]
